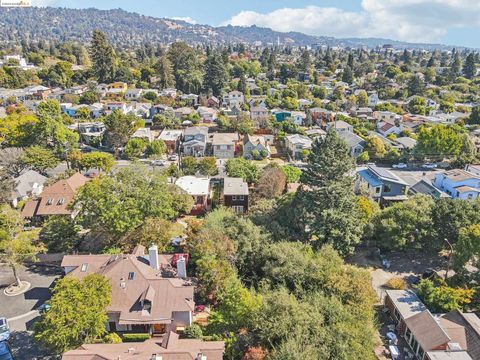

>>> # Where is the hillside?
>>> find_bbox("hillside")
[0,7,460,50]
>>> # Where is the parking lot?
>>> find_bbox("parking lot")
[0,264,61,359]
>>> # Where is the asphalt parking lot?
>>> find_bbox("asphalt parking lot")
[0,264,61,359]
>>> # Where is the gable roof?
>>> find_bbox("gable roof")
[212,133,239,145]
[404,311,451,351]
[367,165,409,186]
[224,177,248,196]
[13,170,47,198]
[338,131,366,149]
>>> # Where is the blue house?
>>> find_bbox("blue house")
[273,110,292,122]
[356,165,409,202]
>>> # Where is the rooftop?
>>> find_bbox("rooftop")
[385,290,427,320]
[176,176,210,196]
[224,177,248,196]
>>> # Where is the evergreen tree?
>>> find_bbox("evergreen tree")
[89,30,116,83]
[203,52,228,96]
[154,54,174,89]
[463,53,476,79]
[342,66,354,84]
[407,74,425,96]
[300,129,362,256]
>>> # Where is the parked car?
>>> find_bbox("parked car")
[422,163,437,169]
[0,318,10,342]
[151,160,166,167]
[392,163,408,169]
[0,341,13,360]
[168,154,178,161]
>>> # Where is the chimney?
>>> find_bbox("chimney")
[177,255,187,278]
[149,244,159,270]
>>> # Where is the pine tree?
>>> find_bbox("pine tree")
[300,129,362,256]
[463,53,476,79]
[89,30,116,83]
[342,66,354,84]
[203,52,228,96]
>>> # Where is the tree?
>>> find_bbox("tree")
[407,74,425,96]
[0,205,44,286]
[73,164,192,239]
[145,139,166,158]
[281,165,301,184]
[104,110,141,158]
[0,147,26,177]
[415,279,474,313]
[203,52,228,96]
[454,224,480,271]
[198,157,218,176]
[40,216,80,253]
[181,156,198,175]
[367,195,434,250]
[168,42,202,93]
[90,30,116,83]
[342,66,354,84]
[469,106,480,125]
[154,54,174,89]
[226,158,259,183]
[365,136,386,159]
[0,170,14,204]
[124,138,147,160]
[81,152,115,172]
[22,146,60,174]
[79,91,100,105]
[415,125,467,159]
[300,130,362,256]
[34,274,111,354]
[463,53,476,79]
[357,90,369,107]
[408,96,427,115]
[256,166,286,199]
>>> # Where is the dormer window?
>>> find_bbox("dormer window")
[58,198,65,205]
[81,263,88,272]
[128,272,135,280]
[46,198,53,205]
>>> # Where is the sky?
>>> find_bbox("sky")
[32,0,480,48]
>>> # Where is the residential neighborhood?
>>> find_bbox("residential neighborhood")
[1,2,480,360]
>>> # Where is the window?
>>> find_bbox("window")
[128,272,135,280]
[375,187,381,194]
[81,263,88,272]
[232,206,244,214]
[46,198,53,205]
[384,184,392,193]
[57,198,65,205]
[232,195,244,201]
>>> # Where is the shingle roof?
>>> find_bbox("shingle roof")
[224,177,249,196]
[404,311,451,351]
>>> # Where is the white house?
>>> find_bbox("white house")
[433,170,480,200]
[285,134,312,160]
[223,91,244,107]
[368,92,380,107]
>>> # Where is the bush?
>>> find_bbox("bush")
[385,277,407,290]
[122,333,151,342]
[184,323,203,339]
[104,333,122,344]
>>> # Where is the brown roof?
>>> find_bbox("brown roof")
[23,173,89,217]
[441,311,480,360]
[62,332,224,360]
[404,311,451,351]
[61,251,194,326]
[21,199,40,218]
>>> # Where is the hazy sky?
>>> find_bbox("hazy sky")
[32,0,480,48]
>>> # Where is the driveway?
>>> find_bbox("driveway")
[0,264,61,330]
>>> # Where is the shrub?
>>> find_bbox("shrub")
[385,277,407,290]
[122,333,151,342]
[104,333,122,344]
[184,323,203,339]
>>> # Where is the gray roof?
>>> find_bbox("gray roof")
[14,170,47,198]
[184,126,208,136]
[224,177,249,196]
[395,136,417,149]
[368,165,409,186]
[338,131,366,148]
[410,179,449,198]
[426,352,472,360]
[385,290,427,320]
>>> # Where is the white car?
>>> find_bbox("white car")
[422,163,438,169]
[392,163,408,169]
[151,160,166,167]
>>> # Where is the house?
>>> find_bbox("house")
[159,88,177,98]
[125,88,144,101]
[327,120,354,133]
[368,92,380,107]
[223,177,249,214]
[357,165,409,201]
[250,106,270,121]
[197,106,218,123]
[61,245,194,335]
[410,179,450,199]
[273,109,292,122]
[243,134,271,159]
[207,96,220,108]
[338,131,366,157]
[21,173,89,219]
[298,98,313,110]
[395,137,417,150]
[182,127,209,157]
[107,82,128,95]
[466,165,480,177]
[433,170,480,200]
[11,170,47,208]
[62,331,224,360]
[150,104,174,118]
[223,91,245,108]
[158,129,183,154]
[291,111,307,126]
[377,120,403,137]
[78,122,106,145]
[175,107,195,119]
[175,176,211,215]
[384,290,480,360]
[132,128,154,143]
[212,133,239,159]
[285,134,313,160]
[374,111,402,123]
[180,94,199,106]
[308,107,335,125]
[104,102,132,115]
